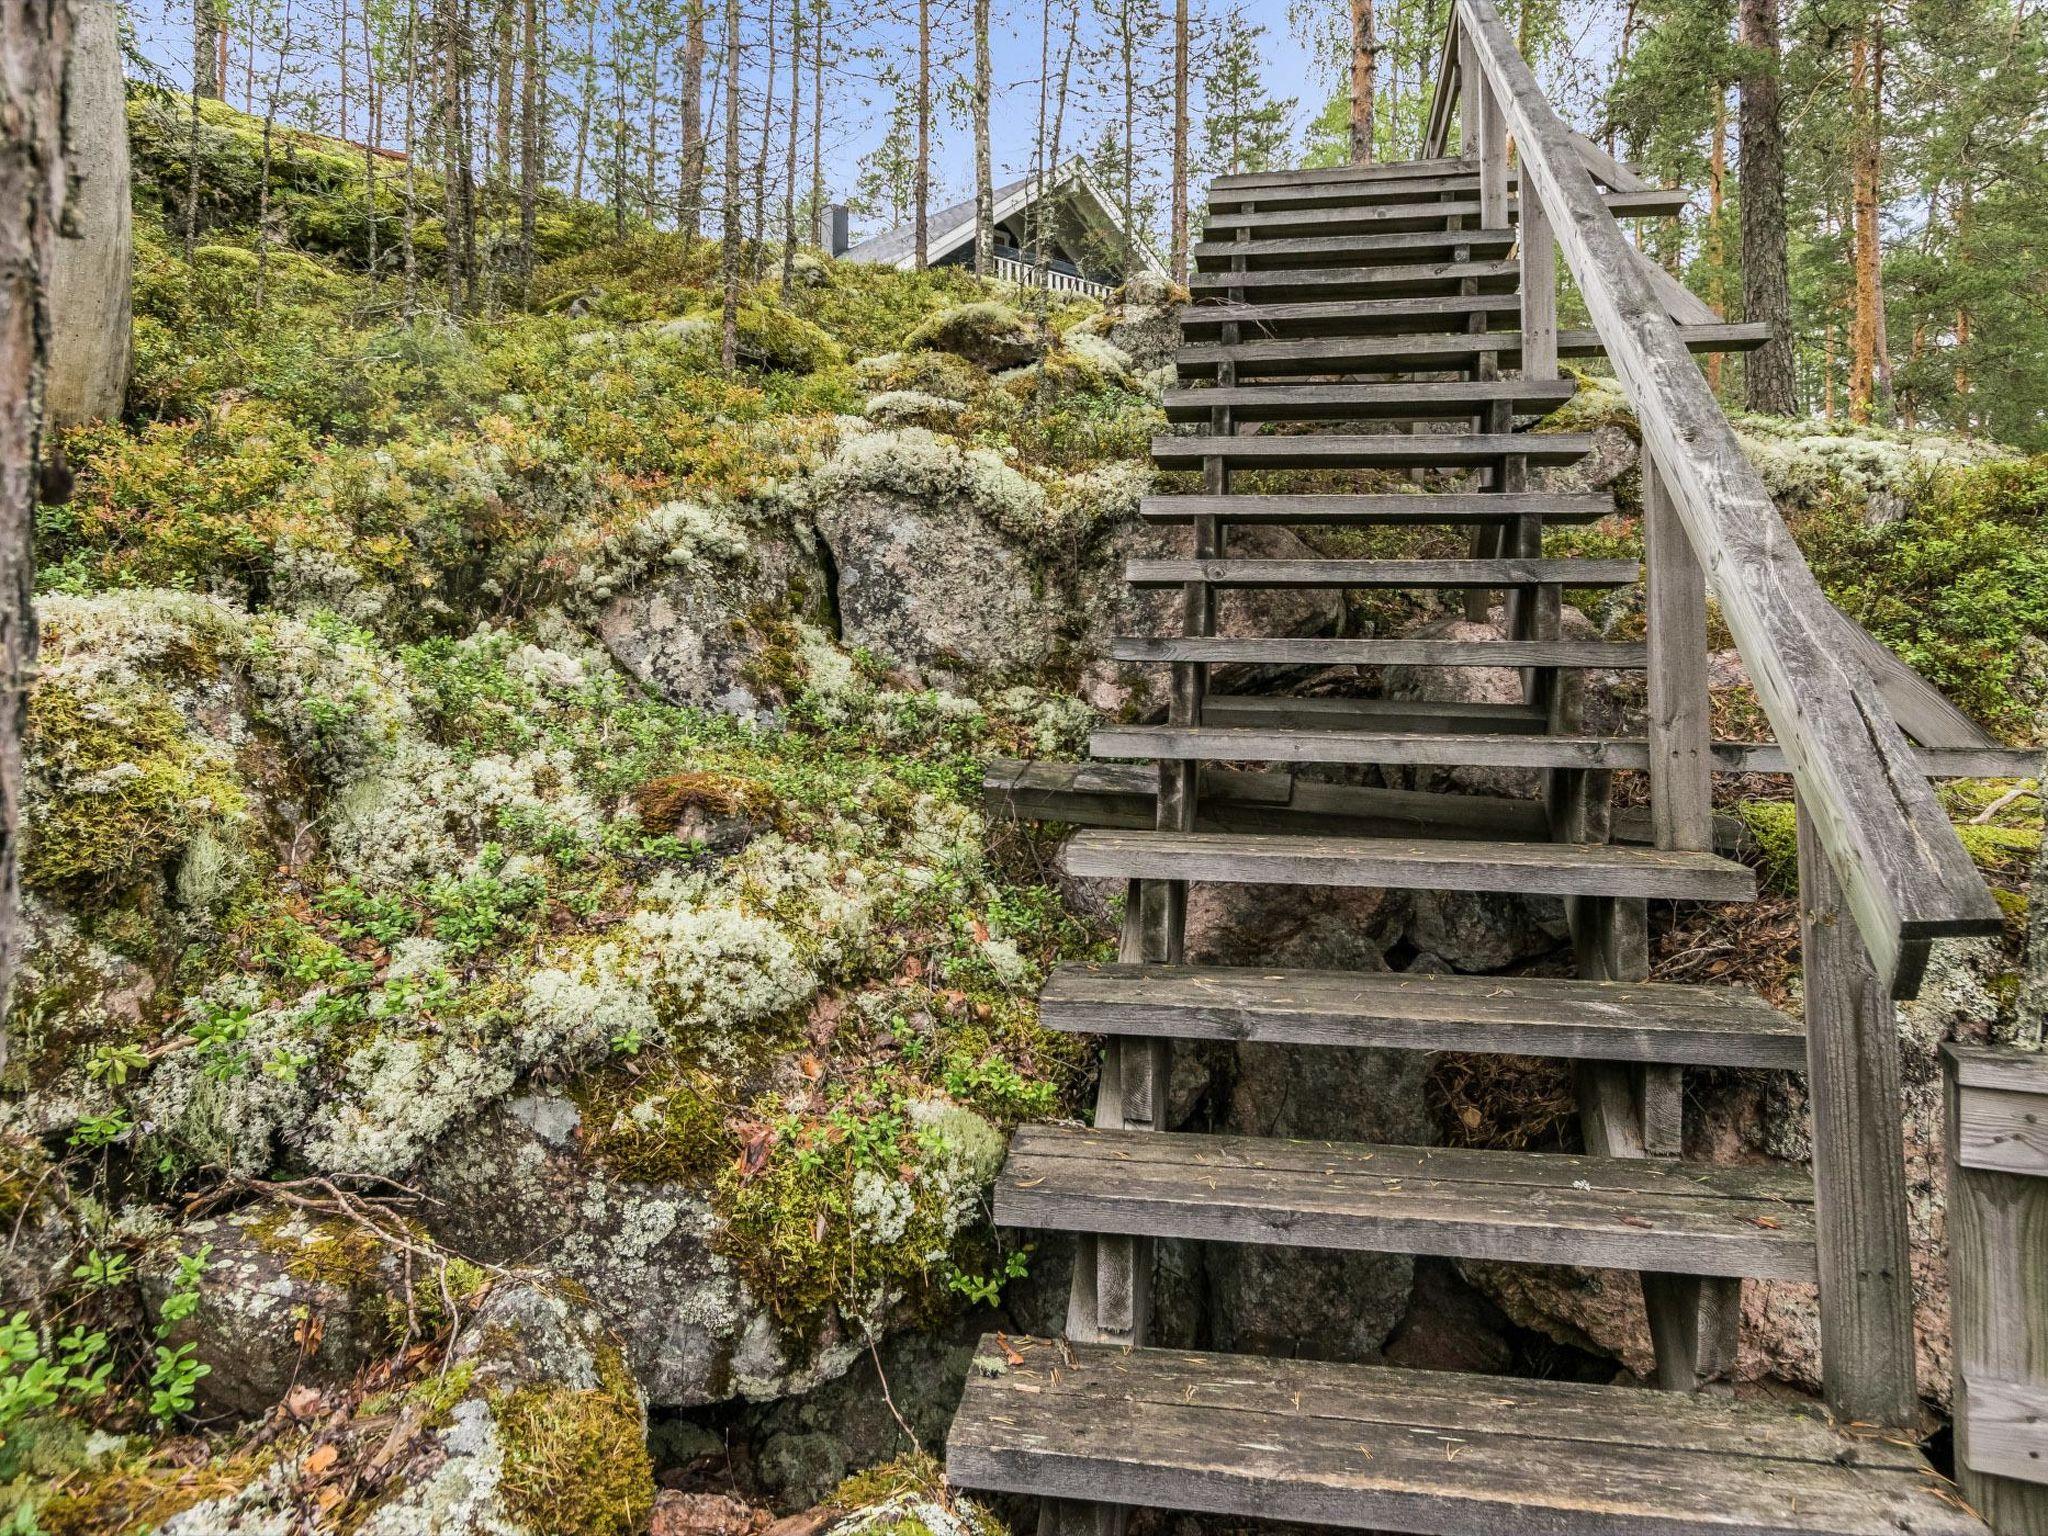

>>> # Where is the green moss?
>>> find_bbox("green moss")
[24,681,247,908]
[906,302,1048,370]
[574,1060,738,1185]
[832,1450,946,1508]
[490,1341,652,1536]
[0,1131,53,1224]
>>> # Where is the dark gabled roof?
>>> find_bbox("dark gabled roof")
[842,174,1033,267]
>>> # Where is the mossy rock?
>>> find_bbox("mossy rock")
[671,302,844,373]
[905,302,1049,371]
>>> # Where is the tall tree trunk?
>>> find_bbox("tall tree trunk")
[1848,28,1881,425]
[194,0,225,96]
[1706,86,1726,394]
[401,0,421,311]
[646,30,662,220]
[0,0,75,1068]
[781,0,799,291]
[609,21,626,239]
[678,0,707,238]
[914,0,929,267]
[1868,11,1894,422]
[1953,184,1972,409]
[1036,0,1074,293]
[518,0,541,297]
[1737,0,1794,414]
[719,0,742,369]
[751,0,776,276]
[809,0,823,234]
[971,0,992,274]
[1119,0,1134,273]
[493,0,514,178]
[1170,0,1187,283]
[572,0,596,200]
[1350,0,1375,165]
[439,0,472,310]
[340,0,352,142]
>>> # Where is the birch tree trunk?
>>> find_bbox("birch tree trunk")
[971,0,992,275]
[781,0,799,291]
[1,0,76,1071]
[45,0,130,429]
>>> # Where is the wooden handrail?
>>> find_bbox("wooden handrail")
[1431,0,2000,997]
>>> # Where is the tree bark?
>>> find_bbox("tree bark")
[1737,0,1795,414]
[194,0,226,97]
[1170,0,1187,283]
[1,0,75,1071]
[719,0,742,370]
[914,0,929,267]
[751,0,777,277]
[1706,86,1726,394]
[1350,0,1375,165]
[1847,29,1881,424]
[971,0,992,274]
[518,0,541,297]
[782,0,799,291]
[679,0,707,238]
[809,1,823,233]
[47,0,130,428]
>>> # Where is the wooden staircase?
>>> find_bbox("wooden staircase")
[945,4,2009,1533]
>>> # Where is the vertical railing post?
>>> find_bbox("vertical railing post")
[1797,793,1921,1428]
[1519,185,1558,381]
[1475,67,1508,229]
[1945,1043,2048,1534]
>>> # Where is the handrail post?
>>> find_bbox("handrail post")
[1797,792,1921,1428]
[1475,68,1508,228]
[1519,187,1558,380]
[1644,453,1712,852]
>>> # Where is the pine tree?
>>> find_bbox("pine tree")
[1200,11,1293,180]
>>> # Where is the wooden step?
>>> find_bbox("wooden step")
[1094,727,1652,767]
[997,1125,1812,1277]
[986,757,1554,842]
[1205,188,1688,239]
[1176,325,1770,379]
[1161,379,1577,425]
[1040,963,1805,1069]
[1123,557,1640,589]
[1107,638,1648,668]
[1139,489,1612,522]
[1151,431,1593,471]
[1177,292,1523,338]
[1062,829,1758,901]
[1193,229,1516,270]
[1211,155,1474,190]
[1208,172,1689,216]
[947,1337,1982,1536]
[1201,695,1550,733]
[1188,259,1520,299]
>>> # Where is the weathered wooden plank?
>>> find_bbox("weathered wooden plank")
[1187,260,1521,297]
[1645,454,1715,853]
[1795,794,1921,1427]
[1834,608,1999,750]
[1160,381,1579,425]
[1176,293,1523,336]
[1211,155,1474,191]
[1124,558,1639,589]
[1203,186,1688,238]
[1175,325,1770,377]
[997,1127,1816,1279]
[1945,1044,2048,1526]
[1150,432,1594,470]
[1090,726,1652,767]
[1037,962,1806,1070]
[1108,638,1648,668]
[1140,490,1610,521]
[1454,0,2001,991]
[1629,241,1723,327]
[1063,829,1758,901]
[1199,694,1551,732]
[1957,1084,2048,1178]
[1570,129,1656,193]
[1190,228,1517,269]
[1520,188,1559,379]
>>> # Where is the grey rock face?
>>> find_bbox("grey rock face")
[141,1198,394,1419]
[815,491,1060,689]
[413,1094,863,1410]
[599,527,833,714]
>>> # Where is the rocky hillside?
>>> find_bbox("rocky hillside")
[2,95,2043,1536]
